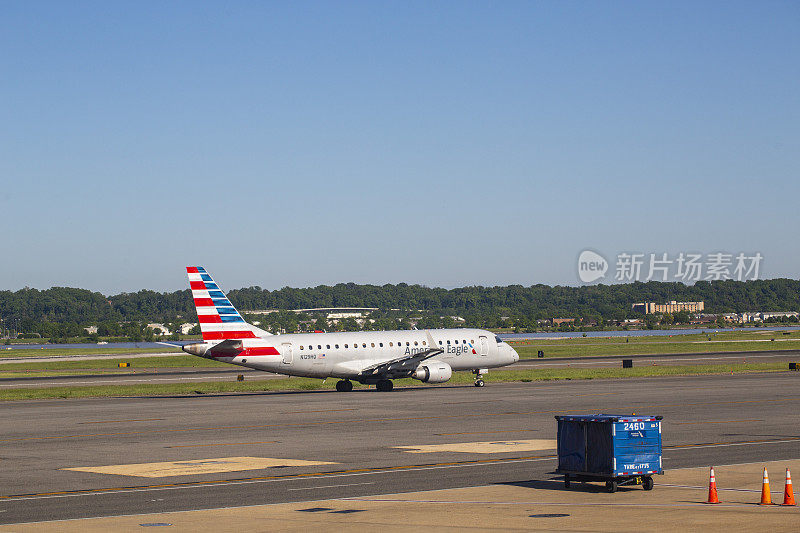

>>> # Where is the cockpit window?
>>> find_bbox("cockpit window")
[495,336,504,344]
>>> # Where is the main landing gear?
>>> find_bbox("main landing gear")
[473,369,485,387]
[376,379,394,392]
[335,380,353,392]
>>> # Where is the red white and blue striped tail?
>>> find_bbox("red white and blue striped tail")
[186,266,272,341]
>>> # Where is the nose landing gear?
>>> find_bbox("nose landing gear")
[473,369,486,387]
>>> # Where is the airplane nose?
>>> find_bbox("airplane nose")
[502,344,519,363]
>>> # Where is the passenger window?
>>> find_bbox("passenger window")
[447,340,451,344]
[308,346,312,350]
[422,341,426,346]
[353,344,357,349]
[371,343,375,348]
[455,340,459,344]
[344,344,348,348]
[439,341,443,345]
[335,344,339,349]
[326,345,330,349]
[406,342,410,346]
[414,341,418,346]
[379,343,383,347]
[318,345,321,350]
[362,343,367,348]
[463,340,466,344]
[471,339,475,344]
[300,346,304,350]
[389,342,393,347]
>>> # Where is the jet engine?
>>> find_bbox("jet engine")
[412,362,452,383]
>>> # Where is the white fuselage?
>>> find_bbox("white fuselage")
[198,328,518,381]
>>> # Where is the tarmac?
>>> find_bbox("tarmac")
[3,460,798,531]
[0,372,798,527]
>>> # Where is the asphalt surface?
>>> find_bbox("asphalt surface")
[1,349,798,388]
[0,372,798,525]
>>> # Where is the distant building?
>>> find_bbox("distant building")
[690,315,717,324]
[552,318,575,325]
[147,323,171,336]
[179,323,197,335]
[327,312,364,319]
[632,301,705,314]
[721,313,740,322]
[760,311,799,320]
[736,311,799,323]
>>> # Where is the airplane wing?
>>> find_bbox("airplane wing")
[156,341,186,348]
[358,331,443,379]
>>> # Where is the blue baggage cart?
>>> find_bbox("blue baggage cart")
[555,414,663,492]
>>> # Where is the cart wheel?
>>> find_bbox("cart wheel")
[564,475,571,489]
[642,476,654,491]
[606,480,618,493]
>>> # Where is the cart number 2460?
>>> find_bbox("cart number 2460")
[623,422,648,431]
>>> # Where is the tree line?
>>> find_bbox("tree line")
[1,279,798,336]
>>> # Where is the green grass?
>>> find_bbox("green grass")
[0,362,791,401]
[513,330,800,359]
[0,356,229,372]
[0,347,176,358]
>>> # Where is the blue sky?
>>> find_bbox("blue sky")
[1,1,798,293]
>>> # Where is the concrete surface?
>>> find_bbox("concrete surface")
[0,372,798,526]
[3,460,797,531]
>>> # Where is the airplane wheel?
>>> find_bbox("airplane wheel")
[643,476,654,491]
[606,480,618,493]
[336,380,353,392]
[475,379,485,387]
[376,379,393,392]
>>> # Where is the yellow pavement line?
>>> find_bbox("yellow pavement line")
[165,442,278,448]
[0,455,557,500]
[674,419,763,425]
[665,436,800,449]
[280,408,358,414]
[434,430,538,436]
[78,418,166,425]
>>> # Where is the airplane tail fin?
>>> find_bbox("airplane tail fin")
[186,266,272,341]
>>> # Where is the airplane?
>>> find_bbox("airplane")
[178,267,519,392]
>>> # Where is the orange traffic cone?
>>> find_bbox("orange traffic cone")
[760,467,772,505]
[707,467,719,504]
[783,468,796,506]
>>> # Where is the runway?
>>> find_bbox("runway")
[0,372,798,524]
[1,349,797,388]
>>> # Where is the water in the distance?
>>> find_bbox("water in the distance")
[2,325,799,349]
[498,325,800,340]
